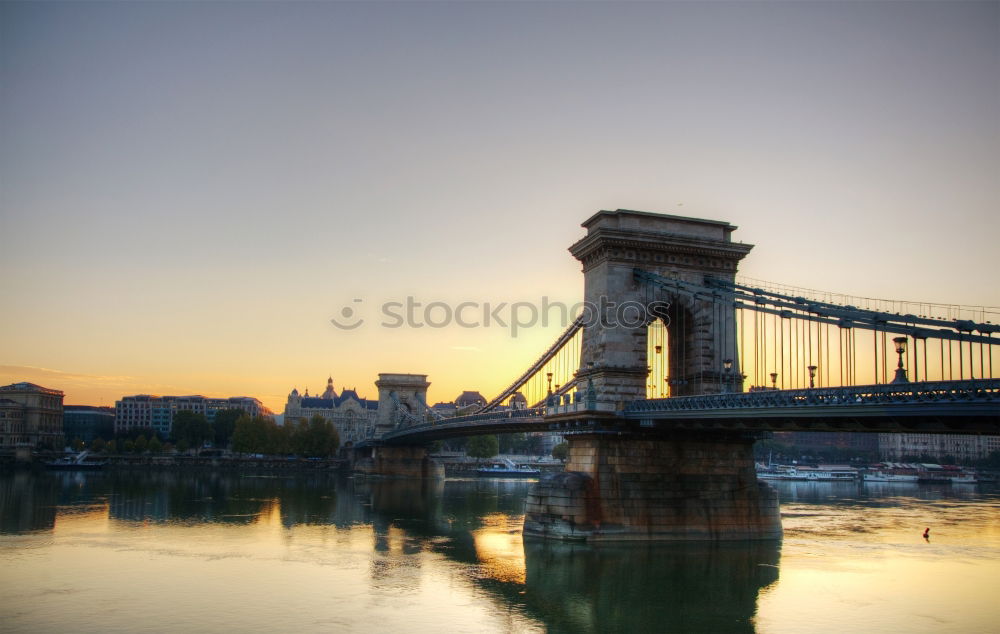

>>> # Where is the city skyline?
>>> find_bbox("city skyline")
[2,1,998,412]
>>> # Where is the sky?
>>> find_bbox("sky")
[1,1,998,412]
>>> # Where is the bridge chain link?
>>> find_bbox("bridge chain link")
[625,379,1000,413]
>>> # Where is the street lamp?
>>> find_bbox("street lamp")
[585,362,597,409]
[723,358,733,393]
[891,337,909,383]
[808,365,817,388]
[770,372,778,390]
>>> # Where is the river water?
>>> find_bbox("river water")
[1,471,998,633]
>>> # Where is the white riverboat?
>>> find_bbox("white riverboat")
[784,466,858,481]
[756,464,858,481]
[863,463,979,485]
[45,450,107,471]
[755,464,793,480]
[476,457,540,478]
[949,472,979,484]
[863,471,919,483]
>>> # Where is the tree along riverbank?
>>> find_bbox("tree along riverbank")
[0,451,565,476]
[0,451,347,472]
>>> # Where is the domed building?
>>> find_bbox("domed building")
[455,391,487,409]
[283,377,378,445]
[509,392,528,410]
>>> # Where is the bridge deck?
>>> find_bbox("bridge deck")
[367,379,1000,446]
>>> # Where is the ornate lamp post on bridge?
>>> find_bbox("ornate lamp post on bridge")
[585,361,597,409]
[891,337,909,383]
[770,372,778,391]
[723,358,733,393]
[808,365,817,389]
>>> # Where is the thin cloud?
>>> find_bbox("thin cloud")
[0,365,136,385]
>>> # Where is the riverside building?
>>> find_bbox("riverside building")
[115,395,273,437]
[878,432,1000,463]
[283,377,378,445]
[63,405,115,443]
[0,382,64,449]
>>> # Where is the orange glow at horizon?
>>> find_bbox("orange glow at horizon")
[2,1,998,423]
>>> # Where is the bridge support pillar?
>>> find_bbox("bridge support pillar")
[524,432,781,541]
[353,445,444,479]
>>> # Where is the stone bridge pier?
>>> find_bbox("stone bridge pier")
[352,444,444,479]
[523,431,781,541]
[527,210,780,541]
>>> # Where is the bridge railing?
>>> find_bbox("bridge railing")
[381,407,546,437]
[624,379,1000,413]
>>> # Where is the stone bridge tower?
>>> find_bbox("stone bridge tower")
[525,210,780,543]
[354,373,441,480]
[374,373,431,436]
[569,209,753,402]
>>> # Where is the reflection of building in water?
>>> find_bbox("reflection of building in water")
[283,377,378,444]
[369,524,424,584]
[109,487,171,523]
[0,382,64,449]
[0,472,58,533]
[274,478,343,528]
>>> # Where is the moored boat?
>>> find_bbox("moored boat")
[863,472,919,482]
[949,472,978,484]
[864,463,979,485]
[755,464,858,481]
[755,462,793,480]
[45,450,107,471]
[784,466,858,481]
[476,457,540,478]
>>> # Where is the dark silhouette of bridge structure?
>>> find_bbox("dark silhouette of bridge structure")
[355,209,1000,542]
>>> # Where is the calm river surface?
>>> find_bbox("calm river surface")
[1,471,998,633]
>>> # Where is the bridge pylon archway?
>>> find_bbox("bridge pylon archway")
[569,209,753,402]
[525,210,780,542]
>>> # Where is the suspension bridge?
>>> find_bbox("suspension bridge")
[355,209,999,542]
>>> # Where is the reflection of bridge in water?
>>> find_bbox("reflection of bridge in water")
[349,477,780,633]
[1,471,780,632]
[357,209,999,542]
